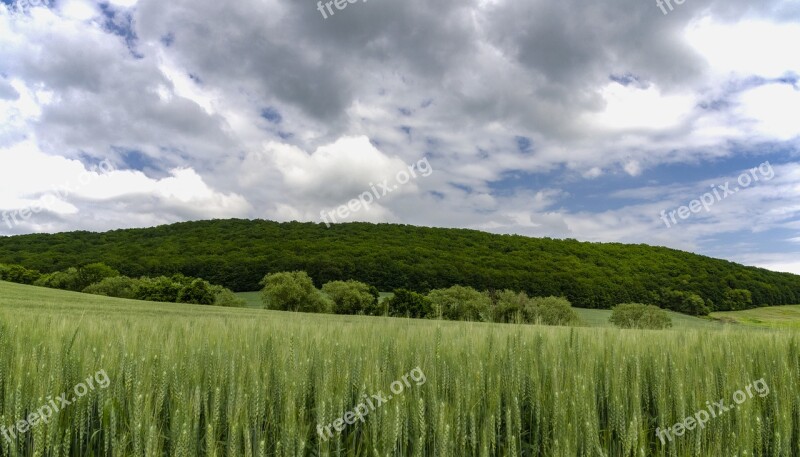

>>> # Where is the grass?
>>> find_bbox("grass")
[236,291,262,309]
[4,281,798,456]
[711,305,800,329]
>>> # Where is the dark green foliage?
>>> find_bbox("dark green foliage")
[76,263,120,290]
[260,271,331,313]
[722,288,753,311]
[654,289,711,316]
[35,267,81,291]
[0,219,799,309]
[82,275,241,306]
[135,276,184,303]
[427,285,492,321]
[0,264,40,284]
[83,276,139,299]
[34,263,118,292]
[177,278,216,305]
[492,290,530,323]
[610,303,673,329]
[3,258,239,307]
[387,289,433,318]
[322,280,378,315]
[531,296,582,326]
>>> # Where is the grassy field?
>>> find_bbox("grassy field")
[236,291,262,309]
[2,281,799,456]
[711,305,800,329]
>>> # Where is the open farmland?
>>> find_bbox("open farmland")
[1,280,798,456]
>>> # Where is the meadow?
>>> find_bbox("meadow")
[712,305,800,330]
[1,280,799,456]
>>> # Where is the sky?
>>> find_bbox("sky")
[1,0,800,273]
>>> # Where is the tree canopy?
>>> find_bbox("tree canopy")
[0,219,798,311]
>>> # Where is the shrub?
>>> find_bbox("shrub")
[34,263,119,292]
[83,276,140,299]
[723,289,753,311]
[135,276,184,303]
[76,263,120,290]
[655,289,710,316]
[531,296,581,326]
[610,303,672,330]
[427,285,492,321]
[35,268,81,291]
[0,264,41,285]
[211,286,247,307]
[322,280,378,315]
[177,279,216,305]
[260,271,331,313]
[492,290,531,323]
[386,289,433,318]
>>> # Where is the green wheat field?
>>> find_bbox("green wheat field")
[1,280,799,456]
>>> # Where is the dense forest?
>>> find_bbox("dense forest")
[0,219,798,310]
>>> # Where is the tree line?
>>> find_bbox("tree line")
[0,219,795,311]
[260,271,582,326]
[0,262,245,307]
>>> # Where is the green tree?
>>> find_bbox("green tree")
[531,296,581,326]
[34,268,81,291]
[76,263,119,291]
[0,264,41,285]
[722,289,753,311]
[386,289,432,318]
[83,276,140,299]
[322,280,377,315]
[610,303,672,330]
[177,279,216,305]
[427,285,492,321]
[135,276,183,303]
[655,289,710,316]
[492,290,531,323]
[260,271,331,313]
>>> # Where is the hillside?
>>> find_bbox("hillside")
[0,219,799,310]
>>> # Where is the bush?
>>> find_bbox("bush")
[531,296,581,326]
[177,278,216,305]
[34,263,118,292]
[0,264,41,285]
[427,285,492,321]
[492,290,532,323]
[211,286,247,307]
[35,268,81,291]
[655,289,710,316]
[386,289,433,318]
[260,271,331,313]
[76,263,120,290]
[723,289,753,311]
[322,280,378,315]
[610,303,672,330]
[83,276,140,299]
[135,276,184,303]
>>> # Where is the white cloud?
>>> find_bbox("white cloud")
[0,0,799,273]
[686,18,800,79]
[735,83,800,140]
[587,83,696,132]
[0,140,250,233]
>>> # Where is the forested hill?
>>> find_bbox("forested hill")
[0,219,798,310]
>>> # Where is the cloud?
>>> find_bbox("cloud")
[0,0,799,273]
[0,140,250,234]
